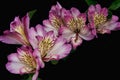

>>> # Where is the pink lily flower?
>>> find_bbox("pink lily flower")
[6,46,44,80]
[0,13,30,46]
[88,4,120,36]
[59,7,94,49]
[43,2,66,36]
[29,24,72,62]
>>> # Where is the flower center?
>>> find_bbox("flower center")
[51,16,63,29]
[14,25,30,45]
[93,13,107,27]
[38,37,54,58]
[19,52,37,73]
[67,18,85,33]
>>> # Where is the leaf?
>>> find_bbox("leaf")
[85,0,97,6]
[51,60,58,65]
[70,49,75,53]
[107,10,113,19]
[28,9,37,19]
[109,0,120,10]
[21,74,29,80]
[38,78,42,80]
[26,76,32,80]
[26,74,32,80]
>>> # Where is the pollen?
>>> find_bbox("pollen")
[76,18,85,29]
[94,13,107,27]
[67,18,76,31]
[67,17,85,33]
[38,37,54,57]
[51,16,63,29]
[19,52,37,72]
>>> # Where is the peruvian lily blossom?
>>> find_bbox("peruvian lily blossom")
[6,46,44,80]
[88,4,120,36]
[0,13,30,46]
[59,7,94,49]
[29,24,72,62]
[43,2,66,36]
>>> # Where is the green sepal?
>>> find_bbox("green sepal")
[51,60,59,65]
[28,9,37,19]
[109,0,120,10]
[85,0,97,6]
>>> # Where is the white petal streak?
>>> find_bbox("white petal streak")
[29,27,38,49]
[44,37,71,61]
[60,26,75,42]
[79,27,94,40]
[7,53,20,62]
[6,62,24,74]
[71,36,82,49]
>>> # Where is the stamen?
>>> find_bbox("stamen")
[67,18,76,31]
[67,17,85,33]
[19,52,37,72]
[38,37,54,57]
[94,13,107,27]
[51,16,63,29]
[76,18,85,29]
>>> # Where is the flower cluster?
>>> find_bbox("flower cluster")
[0,2,120,80]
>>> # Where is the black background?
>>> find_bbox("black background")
[0,0,120,80]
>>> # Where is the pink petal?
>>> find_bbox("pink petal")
[88,5,95,13]
[6,61,25,74]
[61,8,70,18]
[88,12,95,23]
[70,7,80,18]
[79,26,94,40]
[0,31,23,44]
[98,20,120,34]
[33,49,45,68]
[35,24,46,37]
[50,5,56,12]
[114,22,120,30]
[49,12,56,21]
[71,36,82,49]
[59,26,75,42]
[109,15,119,23]
[56,2,62,9]
[88,23,97,37]
[44,36,72,61]
[80,13,86,21]
[10,17,21,32]
[7,53,20,62]
[43,20,58,35]
[22,13,30,38]
[22,13,29,31]
[50,2,62,12]
[2,13,30,45]
[95,4,101,13]
[98,29,111,34]
[17,46,32,56]
[101,8,108,16]
[28,27,38,49]
[64,15,73,25]
[45,31,56,40]
[105,22,120,30]
[36,36,43,42]
[32,71,39,80]
[6,46,42,76]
